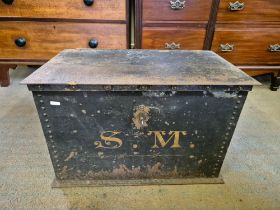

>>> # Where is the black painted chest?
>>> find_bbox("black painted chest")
[22,49,259,187]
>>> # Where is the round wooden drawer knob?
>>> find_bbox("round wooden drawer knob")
[88,39,98,48]
[15,37,27,47]
[2,0,14,5]
[84,0,94,6]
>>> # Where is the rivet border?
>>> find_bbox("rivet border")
[211,91,247,177]
[34,93,63,179]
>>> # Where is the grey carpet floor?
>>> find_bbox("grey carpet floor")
[0,66,279,210]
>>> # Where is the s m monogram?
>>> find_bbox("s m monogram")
[94,130,187,149]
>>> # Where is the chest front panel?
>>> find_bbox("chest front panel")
[33,90,247,180]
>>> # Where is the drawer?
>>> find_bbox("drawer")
[217,0,280,22]
[0,0,126,21]
[0,21,127,61]
[142,27,206,50]
[211,27,280,65]
[142,0,212,22]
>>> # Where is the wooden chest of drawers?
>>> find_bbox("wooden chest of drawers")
[135,0,212,50]
[211,0,280,90]
[135,0,280,91]
[0,0,130,87]
[211,25,280,65]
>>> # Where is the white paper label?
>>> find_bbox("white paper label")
[50,101,61,106]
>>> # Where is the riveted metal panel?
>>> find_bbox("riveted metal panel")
[32,88,247,182]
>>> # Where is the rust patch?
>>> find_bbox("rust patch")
[61,166,68,175]
[76,163,180,180]
[58,161,204,180]
[64,151,78,162]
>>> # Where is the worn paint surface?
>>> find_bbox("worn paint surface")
[21,49,260,86]
[32,89,248,182]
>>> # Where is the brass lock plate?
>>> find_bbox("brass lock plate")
[132,105,151,129]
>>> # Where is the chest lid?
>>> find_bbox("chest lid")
[22,49,260,86]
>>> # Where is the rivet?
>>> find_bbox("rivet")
[40,100,44,103]
[46,124,50,128]
[140,86,147,90]
[104,85,112,91]
[171,86,177,91]
[41,107,46,110]
[37,94,42,97]
[49,135,53,139]
[48,130,52,134]
[234,106,238,109]
[237,101,241,104]
[45,119,49,122]
[43,113,48,117]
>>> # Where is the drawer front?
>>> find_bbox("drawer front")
[211,28,280,65]
[0,0,126,20]
[143,0,212,22]
[0,22,127,61]
[142,28,206,50]
[217,0,280,22]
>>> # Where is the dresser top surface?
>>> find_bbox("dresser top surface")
[22,49,260,86]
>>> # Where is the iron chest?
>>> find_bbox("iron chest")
[22,49,259,187]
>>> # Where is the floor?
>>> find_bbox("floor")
[0,66,279,210]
